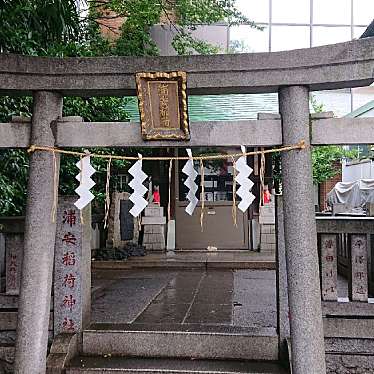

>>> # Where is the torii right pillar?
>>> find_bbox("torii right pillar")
[279,86,326,374]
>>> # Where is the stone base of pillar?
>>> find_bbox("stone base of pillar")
[142,205,166,251]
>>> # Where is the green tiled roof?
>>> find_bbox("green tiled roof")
[345,100,374,118]
[125,94,278,122]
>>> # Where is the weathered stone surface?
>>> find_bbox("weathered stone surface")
[82,329,278,361]
[142,203,166,251]
[259,204,275,225]
[280,86,326,374]
[320,234,338,301]
[0,37,373,95]
[11,116,31,123]
[275,197,290,361]
[316,216,374,234]
[0,332,16,345]
[46,333,79,374]
[324,317,374,338]
[59,116,83,122]
[326,354,374,374]
[142,216,166,225]
[54,196,91,336]
[0,123,30,148]
[0,346,15,374]
[2,120,284,149]
[325,337,374,355]
[106,192,139,249]
[144,225,163,234]
[91,276,172,324]
[14,91,63,374]
[67,355,289,374]
[5,234,23,295]
[349,235,368,302]
[322,301,374,316]
[0,310,54,331]
[313,117,374,145]
[310,111,334,119]
[3,116,374,150]
[233,270,276,329]
[257,112,281,120]
[144,206,164,217]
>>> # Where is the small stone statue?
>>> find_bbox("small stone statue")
[153,184,160,205]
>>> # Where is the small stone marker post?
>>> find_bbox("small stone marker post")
[5,234,23,295]
[142,204,166,251]
[349,234,368,302]
[320,234,338,301]
[54,196,91,335]
[106,192,139,249]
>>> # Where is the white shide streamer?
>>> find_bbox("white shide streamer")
[235,145,255,212]
[74,155,96,210]
[182,149,199,215]
[128,154,149,217]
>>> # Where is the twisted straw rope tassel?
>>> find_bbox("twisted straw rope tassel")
[200,159,205,232]
[167,159,173,222]
[103,157,112,229]
[79,155,85,225]
[260,149,266,207]
[51,150,58,223]
[231,156,238,228]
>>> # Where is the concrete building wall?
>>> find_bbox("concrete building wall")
[343,160,374,182]
[150,24,228,56]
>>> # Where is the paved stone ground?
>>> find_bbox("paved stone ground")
[92,269,278,328]
[92,269,354,328]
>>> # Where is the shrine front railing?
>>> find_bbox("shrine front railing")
[316,216,374,340]
[316,216,374,304]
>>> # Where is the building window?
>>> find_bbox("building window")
[178,148,243,202]
[116,173,129,192]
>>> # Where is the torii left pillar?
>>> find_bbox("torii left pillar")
[14,91,63,374]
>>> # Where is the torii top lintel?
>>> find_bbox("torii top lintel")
[0,37,373,96]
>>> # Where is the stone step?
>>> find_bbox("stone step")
[82,324,278,361]
[67,356,289,374]
[92,260,276,271]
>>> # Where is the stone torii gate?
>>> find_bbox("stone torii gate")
[0,37,374,374]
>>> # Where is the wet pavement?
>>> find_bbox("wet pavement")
[92,269,277,329]
[91,269,353,329]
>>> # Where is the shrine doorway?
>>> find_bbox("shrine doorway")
[174,148,273,250]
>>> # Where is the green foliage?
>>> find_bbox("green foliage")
[309,95,358,184]
[0,150,29,215]
[0,0,252,215]
[63,97,130,122]
[0,96,32,215]
[174,0,256,27]
[172,31,221,55]
[312,146,357,184]
[0,0,81,55]
[106,0,258,55]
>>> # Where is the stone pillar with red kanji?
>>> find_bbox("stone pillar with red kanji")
[5,234,23,295]
[54,196,91,335]
[320,234,338,301]
[349,234,368,302]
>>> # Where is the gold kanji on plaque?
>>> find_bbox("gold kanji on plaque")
[136,71,190,140]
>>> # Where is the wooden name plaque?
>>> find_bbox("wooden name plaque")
[136,71,190,140]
